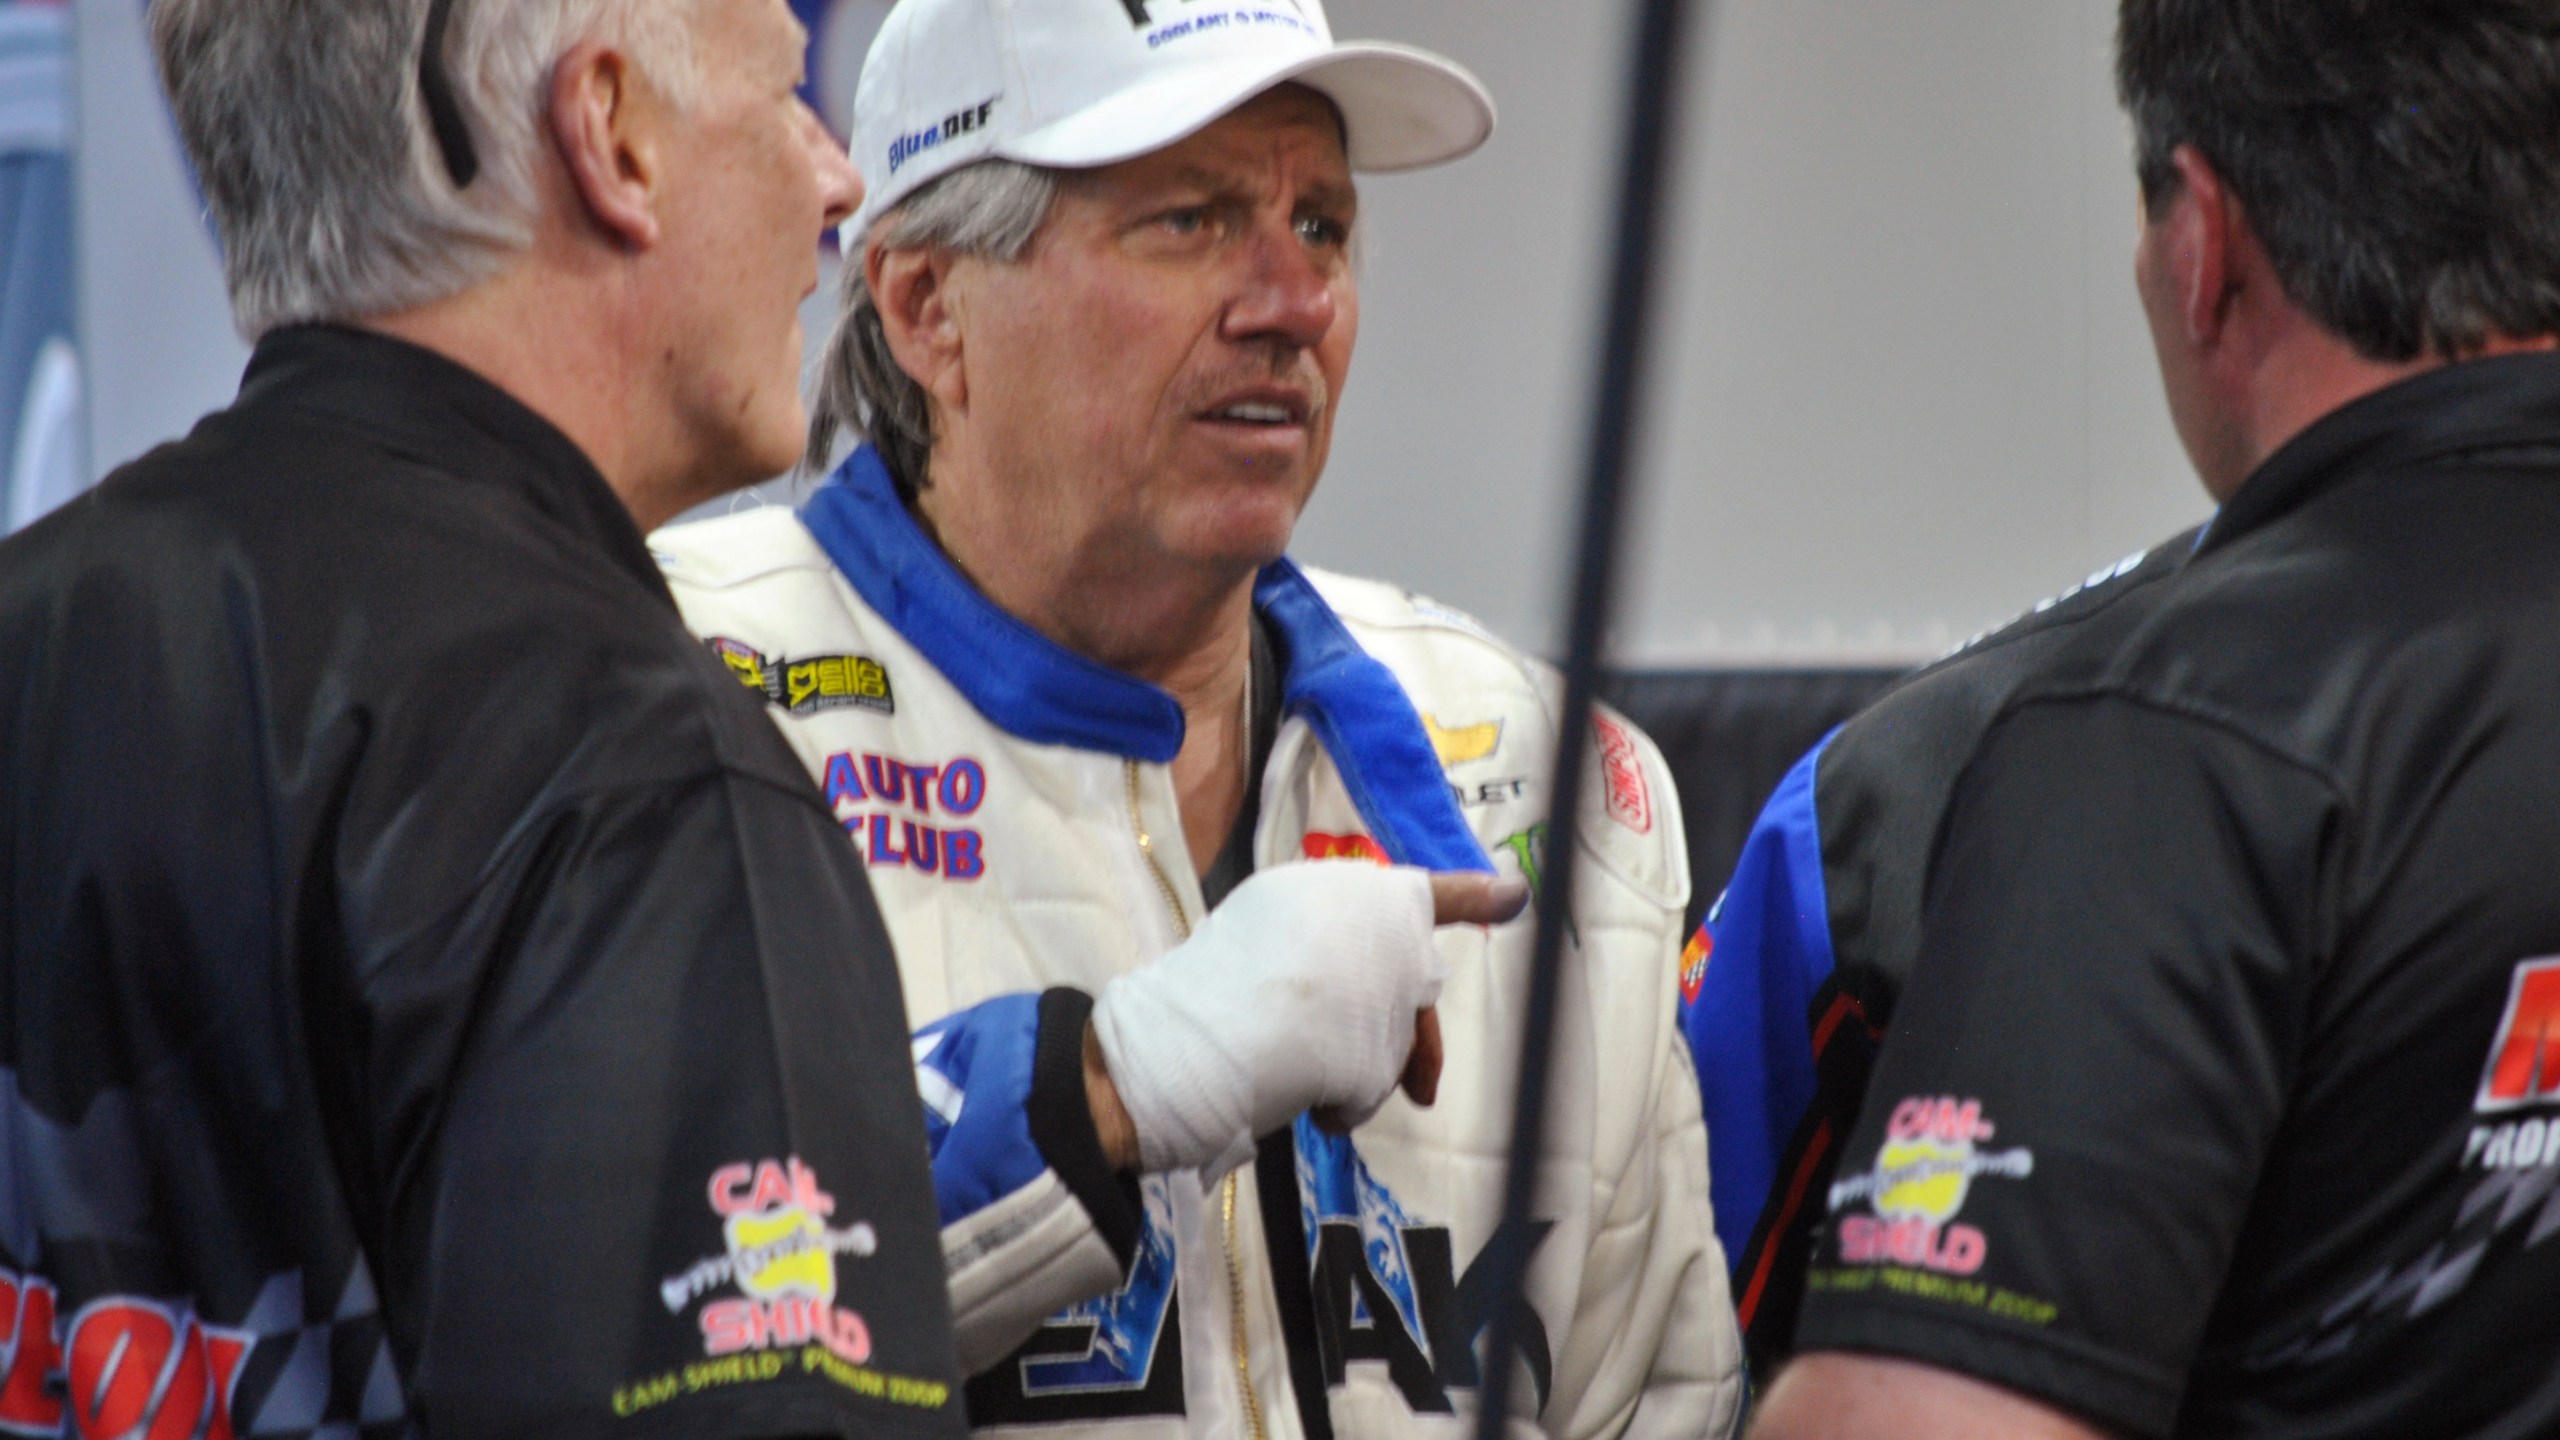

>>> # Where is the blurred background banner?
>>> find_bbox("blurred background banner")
[800,0,890,141]
[11,0,2210,916]
[1,0,80,533]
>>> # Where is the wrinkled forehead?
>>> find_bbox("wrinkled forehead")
[1261,82,1350,158]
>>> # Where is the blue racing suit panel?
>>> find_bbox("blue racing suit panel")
[915,994,1048,1227]
[915,989,1138,1265]
[1680,734,1839,1271]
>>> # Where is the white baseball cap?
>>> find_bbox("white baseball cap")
[844,0,1496,243]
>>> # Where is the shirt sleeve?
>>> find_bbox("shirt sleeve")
[1793,694,2338,1439]
[365,766,966,1440]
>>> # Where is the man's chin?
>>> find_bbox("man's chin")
[1179,476,1310,547]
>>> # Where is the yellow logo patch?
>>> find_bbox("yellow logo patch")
[1873,1139,1974,1226]
[727,1207,836,1302]
[1423,714,1502,767]
[704,638,895,718]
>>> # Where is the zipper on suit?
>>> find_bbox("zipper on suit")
[1125,760,1271,1440]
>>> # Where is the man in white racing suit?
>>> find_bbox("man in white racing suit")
[654,0,1745,1434]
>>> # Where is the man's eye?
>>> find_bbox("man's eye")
[1296,215,1350,248]
[1158,207,1212,236]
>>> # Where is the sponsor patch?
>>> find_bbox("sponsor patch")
[964,1179,1186,1423]
[1496,825,1573,943]
[2460,956,2560,1173]
[887,97,996,175]
[823,752,987,881]
[1122,0,1302,25]
[2272,957,2560,1362]
[1136,2,1314,48]
[1296,1123,1553,1415]
[2477,955,2560,1112]
[0,1268,255,1440]
[660,1157,879,1366]
[1496,826,1547,894]
[2464,1115,2560,1172]
[1591,714,1652,834]
[1451,778,1530,810]
[708,638,895,718]
[1679,929,1711,1006]
[1423,714,1502,768]
[1304,831,1391,865]
[1828,1096,2034,1278]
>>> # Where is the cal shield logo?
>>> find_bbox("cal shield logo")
[707,637,895,718]
[1828,1096,2034,1277]
[661,1157,880,1364]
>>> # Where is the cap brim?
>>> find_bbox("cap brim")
[998,40,1494,175]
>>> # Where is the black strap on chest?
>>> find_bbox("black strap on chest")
[1196,611,1282,910]
[1189,613,1340,1438]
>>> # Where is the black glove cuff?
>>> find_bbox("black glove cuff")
[1030,987,1143,1270]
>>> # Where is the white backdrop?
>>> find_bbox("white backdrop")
[60,0,2209,666]
[1305,0,2206,664]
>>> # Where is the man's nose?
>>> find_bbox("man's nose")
[803,103,864,233]
[1222,219,1338,351]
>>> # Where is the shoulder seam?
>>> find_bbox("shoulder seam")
[1983,685,2351,800]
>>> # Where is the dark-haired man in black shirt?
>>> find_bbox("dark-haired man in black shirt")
[1751,2,2560,1436]
[0,1,966,1436]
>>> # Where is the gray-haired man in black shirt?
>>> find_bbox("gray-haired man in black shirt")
[0,3,955,1435]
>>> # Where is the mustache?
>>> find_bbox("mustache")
[1179,344,1331,422]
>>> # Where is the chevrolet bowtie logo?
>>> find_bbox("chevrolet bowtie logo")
[1423,715,1502,767]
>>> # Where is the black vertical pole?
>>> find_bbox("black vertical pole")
[1473,0,1701,1436]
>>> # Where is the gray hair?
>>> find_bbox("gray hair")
[805,160,1062,495]
[151,0,702,339]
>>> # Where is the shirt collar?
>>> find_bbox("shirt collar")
[2201,350,2560,558]
[799,446,1491,873]
[236,323,669,604]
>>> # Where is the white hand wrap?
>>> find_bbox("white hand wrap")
[1091,862,1447,1179]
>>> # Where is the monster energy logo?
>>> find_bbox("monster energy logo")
[1496,825,1577,945]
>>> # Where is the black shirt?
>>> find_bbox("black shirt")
[1795,352,2560,1437]
[0,326,963,1439]
[1730,525,2198,1366]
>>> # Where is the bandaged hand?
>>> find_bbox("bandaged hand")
[1090,863,1526,1178]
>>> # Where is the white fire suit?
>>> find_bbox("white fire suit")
[652,446,1744,1439]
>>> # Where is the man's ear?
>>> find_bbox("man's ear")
[871,245,970,412]
[548,41,665,250]
[2160,144,2244,349]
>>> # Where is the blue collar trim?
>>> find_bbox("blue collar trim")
[800,448,1186,761]
[802,447,1491,873]
[1255,562,1494,875]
